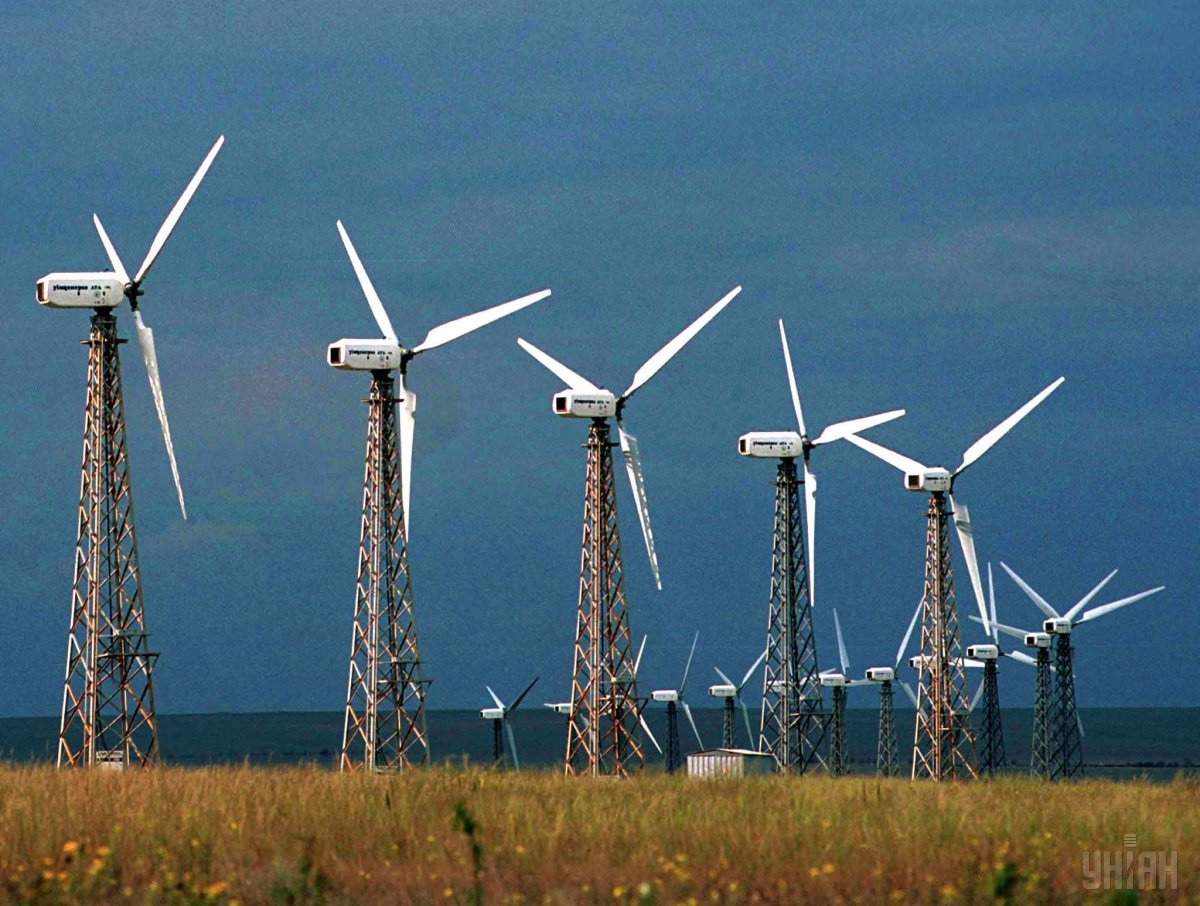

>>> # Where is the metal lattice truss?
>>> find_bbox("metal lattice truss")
[1031,648,1051,779]
[341,373,429,772]
[1049,635,1083,780]
[59,313,159,769]
[828,686,848,776]
[876,681,899,777]
[565,421,645,776]
[911,492,977,780]
[759,459,826,773]
[978,661,1007,776]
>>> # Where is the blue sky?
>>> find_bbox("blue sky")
[1,3,1196,716]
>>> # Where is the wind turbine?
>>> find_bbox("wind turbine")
[480,677,539,769]
[37,136,225,768]
[845,376,1064,780]
[649,630,703,774]
[331,220,551,773]
[820,609,871,776]
[863,598,922,777]
[998,561,1164,781]
[518,285,741,776]
[709,648,769,749]
[738,319,904,773]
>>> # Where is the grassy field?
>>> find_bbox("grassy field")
[0,767,1194,905]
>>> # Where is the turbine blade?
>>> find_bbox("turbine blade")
[133,310,187,519]
[135,135,225,283]
[738,695,755,749]
[617,421,661,590]
[900,681,918,708]
[504,720,520,770]
[682,700,704,750]
[679,630,699,694]
[634,635,647,678]
[714,667,735,688]
[486,685,505,711]
[1000,562,1060,620]
[969,681,984,712]
[1063,569,1119,622]
[1004,649,1039,667]
[954,376,1065,477]
[988,562,999,643]
[413,289,551,354]
[640,715,662,755]
[1076,710,1086,740]
[509,676,539,712]
[740,647,768,690]
[969,614,1029,640]
[516,338,599,392]
[398,381,415,537]
[92,214,130,285]
[621,285,741,400]
[778,319,807,436]
[895,598,922,669]
[1077,586,1166,624]
[843,433,929,476]
[811,409,906,447]
[336,220,398,342]
[834,608,849,675]
[804,463,817,609]
[949,494,988,635]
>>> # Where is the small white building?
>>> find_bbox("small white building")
[686,748,775,778]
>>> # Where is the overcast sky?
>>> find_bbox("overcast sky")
[1,3,1196,717]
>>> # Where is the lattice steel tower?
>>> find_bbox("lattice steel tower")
[1048,633,1083,780]
[827,684,848,776]
[1030,638,1051,779]
[340,371,429,772]
[875,680,898,776]
[976,657,1006,776]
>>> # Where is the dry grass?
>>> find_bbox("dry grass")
[0,766,1195,904]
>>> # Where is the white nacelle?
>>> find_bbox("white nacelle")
[552,389,617,418]
[327,338,403,371]
[1044,618,1072,634]
[1024,632,1051,649]
[545,702,572,715]
[966,644,999,660]
[480,707,504,720]
[738,432,805,458]
[904,468,953,492]
[865,667,895,682]
[908,655,931,669]
[708,684,735,698]
[36,273,124,309]
[819,672,847,687]
[652,690,678,703]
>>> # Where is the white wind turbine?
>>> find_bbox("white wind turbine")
[709,647,769,749]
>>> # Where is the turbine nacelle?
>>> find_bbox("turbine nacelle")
[35,273,125,309]
[966,643,999,660]
[737,431,805,458]
[1044,617,1073,635]
[904,468,953,492]
[1025,632,1052,648]
[819,672,848,687]
[651,689,678,703]
[551,389,618,419]
[865,666,895,682]
[479,707,505,720]
[707,683,736,698]
[326,338,404,372]
[544,702,572,715]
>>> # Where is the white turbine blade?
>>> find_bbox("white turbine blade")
[969,614,1029,641]
[1063,569,1119,622]
[714,667,735,688]
[515,338,599,392]
[804,463,817,609]
[843,434,929,476]
[134,135,225,283]
[413,289,551,354]
[969,681,985,712]
[900,681,918,707]
[738,696,755,748]
[954,376,1065,477]
[634,634,647,677]
[1077,586,1165,625]
[740,647,769,690]
[486,685,506,711]
[682,701,704,749]
[617,421,661,590]
[895,598,923,668]
[133,310,187,519]
[1076,710,1086,740]
[949,494,988,635]
[504,720,520,770]
[811,410,906,447]
[336,220,398,342]
[92,214,130,285]
[1004,649,1039,667]
[639,715,662,755]
[398,380,415,537]
[988,562,998,643]
[958,657,986,669]
[833,608,850,675]
[621,285,741,400]
[778,319,807,436]
[1000,562,1060,620]
[679,630,699,694]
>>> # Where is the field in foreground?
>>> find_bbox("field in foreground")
[0,767,1195,905]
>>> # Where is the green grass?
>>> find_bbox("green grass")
[0,766,1195,904]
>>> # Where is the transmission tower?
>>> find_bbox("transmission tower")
[564,420,645,776]
[1048,634,1083,780]
[977,658,1006,776]
[58,312,159,769]
[340,373,429,772]
[876,680,898,777]
[911,492,977,780]
[758,459,826,773]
